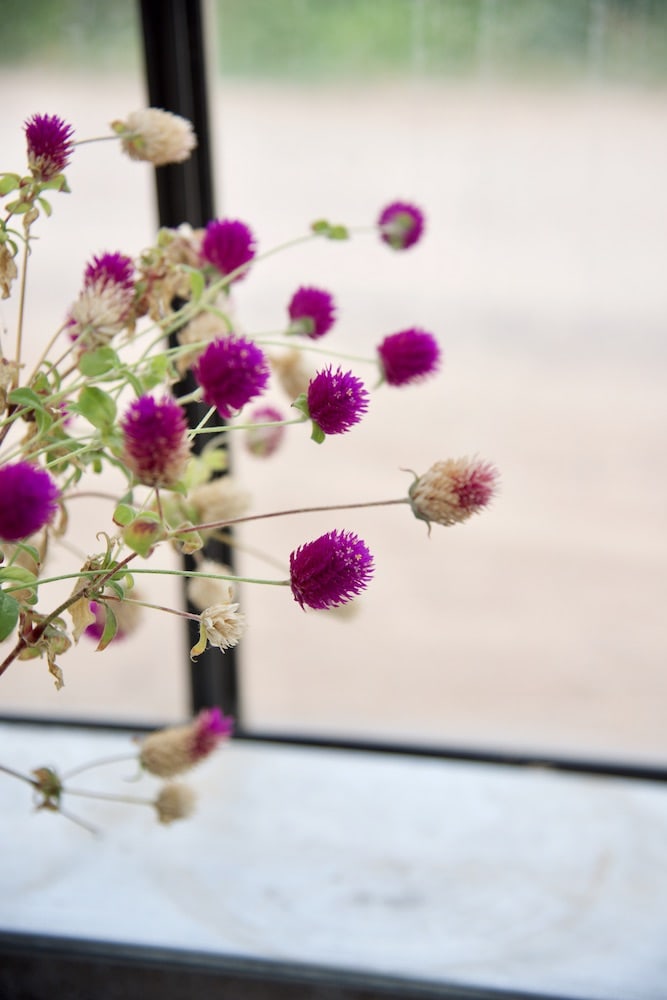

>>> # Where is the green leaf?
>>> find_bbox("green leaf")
[38,173,70,193]
[122,513,165,558]
[8,386,45,411]
[186,266,205,301]
[36,196,52,217]
[74,386,117,431]
[95,604,118,652]
[112,503,136,527]
[327,224,349,241]
[0,592,19,641]
[0,566,38,588]
[311,219,331,235]
[78,346,120,377]
[0,174,21,196]
[310,421,326,444]
[291,393,310,419]
[4,200,32,215]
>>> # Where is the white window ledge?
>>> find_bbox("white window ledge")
[1,721,666,999]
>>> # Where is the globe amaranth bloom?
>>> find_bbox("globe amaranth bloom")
[305,366,369,437]
[200,219,256,281]
[140,708,234,778]
[290,529,374,610]
[377,200,425,250]
[244,404,285,458]
[155,783,196,825]
[112,108,196,166]
[377,328,441,387]
[24,113,74,181]
[287,286,336,339]
[121,395,191,487]
[193,335,269,418]
[69,250,136,346]
[201,597,246,652]
[0,462,59,542]
[409,458,498,529]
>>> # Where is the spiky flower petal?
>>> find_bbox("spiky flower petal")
[200,219,256,281]
[306,366,369,436]
[114,108,196,166]
[409,458,498,528]
[377,328,441,386]
[287,286,336,338]
[0,462,59,542]
[140,708,234,779]
[290,529,374,610]
[24,113,74,181]
[193,335,269,418]
[121,395,190,487]
[377,200,425,250]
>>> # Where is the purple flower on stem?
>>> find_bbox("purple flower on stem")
[193,335,270,418]
[290,529,374,610]
[24,113,75,182]
[0,462,59,542]
[84,251,134,291]
[200,219,256,281]
[245,404,285,458]
[377,328,441,387]
[287,286,337,339]
[377,200,425,250]
[121,395,191,487]
[306,366,369,437]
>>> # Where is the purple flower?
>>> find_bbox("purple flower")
[84,251,134,290]
[191,708,234,759]
[287,286,336,339]
[377,328,441,386]
[193,335,270,418]
[121,395,191,487]
[244,404,285,458]
[0,462,59,542]
[377,200,425,250]
[24,113,75,182]
[200,219,256,281]
[306,366,369,436]
[289,529,374,610]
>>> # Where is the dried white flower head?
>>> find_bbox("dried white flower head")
[189,477,251,528]
[140,708,234,778]
[201,595,246,652]
[270,349,313,401]
[113,108,197,167]
[176,310,231,375]
[187,560,235,612]
[408,457,498,529]
[155,783,196,825]
[0,244,18,299]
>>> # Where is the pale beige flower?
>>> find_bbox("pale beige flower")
[270,349,313,401]
[408,457,498,529]
[155,783,196,825]
[137,225,204,321]
[176,310,230,375]
[69,282,134,346]
[140,708,233,778]
[187,560,235,612]
[189,477,251,528]
[0,243,18,299]
[202,598,246,652]
[114,108,197,167]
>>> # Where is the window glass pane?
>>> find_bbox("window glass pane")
[212,0,667,762]
[0,2,189,723]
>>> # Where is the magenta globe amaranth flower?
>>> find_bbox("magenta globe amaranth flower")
[84,251,134,291]
[0,462,59,542]
[200,219,256,281]
[287,286,336,339]
[306,366,369,437]
[377,200,425,250]
[290,529,374,610]
[193,335,270,418]
[121,395,191,487]
[24,113,75,181]
[377,328,441,387]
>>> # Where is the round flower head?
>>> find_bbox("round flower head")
[155,783,196,825]
[306,366,369,437]
[200,219,256,281]
[0,462,59,542]
[140,708,234,779]
[84,251,134,290]
[193,335,269,418]
[189,477,251,529]
[271,349,312,401]
[69,251,136,346]
[287,286,336,339]
[201,597,246,652]
[244,404,285,458]
[113,108,196,166]
[377,328,441,387]
[24,113,74,181]
[409,458,498,529]
[290,529,374,610]
[121,395,191,487]
[377,200,425,250]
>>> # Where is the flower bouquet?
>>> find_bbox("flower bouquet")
[0,108,497,832]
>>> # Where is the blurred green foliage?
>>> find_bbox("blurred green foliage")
[1,0,666,84]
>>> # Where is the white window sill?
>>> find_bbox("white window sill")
[1,721,666,999]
